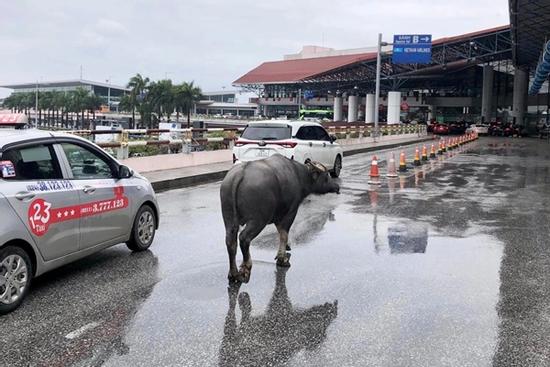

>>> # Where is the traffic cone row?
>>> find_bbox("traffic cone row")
[366,133,477,182]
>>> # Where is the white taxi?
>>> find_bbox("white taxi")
[0,129,159,314]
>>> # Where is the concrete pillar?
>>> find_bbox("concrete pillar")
[333,96,343,121]
[365,93,375,123]
[348,95,358,123]
[512,67,528,126]
[481,65,494,124]
[427,105,434,121]
[387,91,401,124]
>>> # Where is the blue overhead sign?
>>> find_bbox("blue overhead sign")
[392,34,432,64]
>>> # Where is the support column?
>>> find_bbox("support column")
[481,65,494,124]
[348,95,358,123]
[365,93,375,123]
[387,91,401,124]
[427,105,434,121]
[333,95,343,121]
[512,67,528,126]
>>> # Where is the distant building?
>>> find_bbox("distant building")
[196,90,257,118]
[0,79,129,112]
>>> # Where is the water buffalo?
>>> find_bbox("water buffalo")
[220,154,340,283]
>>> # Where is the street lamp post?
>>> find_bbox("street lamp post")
[374,33,391,142]
[35,81,39,126]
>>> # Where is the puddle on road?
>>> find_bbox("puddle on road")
[101,195,503,367]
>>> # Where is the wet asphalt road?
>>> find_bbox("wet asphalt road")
[2,137,550,367]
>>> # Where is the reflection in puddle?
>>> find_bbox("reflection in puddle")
[388,222,428,254]
[219,267,338,367]
[372,216,429,255]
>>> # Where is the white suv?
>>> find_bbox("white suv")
[232,121,343,177]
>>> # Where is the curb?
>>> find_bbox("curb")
[343,136,433,157]
[150,136,433,192]
[151,170,229,192]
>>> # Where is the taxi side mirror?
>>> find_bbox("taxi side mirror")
[329,135,337,143]
[118,165,133,179]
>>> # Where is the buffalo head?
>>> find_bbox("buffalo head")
[306,161,340,195]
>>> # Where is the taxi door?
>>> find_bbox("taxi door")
[0,143,80,261]
[57,141,133,250]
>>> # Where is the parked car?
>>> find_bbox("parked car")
[466,124,489,135]
[0,129,159,314]
[503,123,520,137]
[433,124,449,135]
[488,122,503,136]
[448,121,468,135]
[233,121,343,177]
[538,121,550,138]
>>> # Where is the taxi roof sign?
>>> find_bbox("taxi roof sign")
[0,113,29,126]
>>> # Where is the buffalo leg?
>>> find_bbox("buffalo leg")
[226,226,240,282]
[275,208,298,267]
[238,220,265,283]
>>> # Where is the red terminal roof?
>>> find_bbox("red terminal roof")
[233,25,510,85]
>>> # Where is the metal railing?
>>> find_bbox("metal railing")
[62,124,426,159]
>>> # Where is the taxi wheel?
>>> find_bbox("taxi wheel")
[127,205,157,252]
[0,246,33,315]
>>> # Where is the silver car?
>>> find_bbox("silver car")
[0,129,159,314]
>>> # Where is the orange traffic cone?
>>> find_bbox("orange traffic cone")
[399,151,407,172]
[442,140,447,152]
[386,152,398,178]
[437,141,443,155]
[368,155,381,184]
[430,144,436,158]
[421,145,428,161]
[413,147,421,166]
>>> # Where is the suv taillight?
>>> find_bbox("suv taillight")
[235,140,255,147]
[274,141,297,148]
[235,140,297,148]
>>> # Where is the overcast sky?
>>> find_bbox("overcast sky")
[0,0,509,98]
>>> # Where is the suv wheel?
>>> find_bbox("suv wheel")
[127,205,157,252]
[330,155,342,178]
[0,246,32,315]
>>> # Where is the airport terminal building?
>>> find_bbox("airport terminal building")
[1,79,129,112]
[234,1,550,129]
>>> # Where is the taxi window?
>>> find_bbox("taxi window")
[1,144,62,180]
[61,143,114,179]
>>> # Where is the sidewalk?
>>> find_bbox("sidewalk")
[142,134,432,192]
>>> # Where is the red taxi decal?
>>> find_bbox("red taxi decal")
[28,187,129,236]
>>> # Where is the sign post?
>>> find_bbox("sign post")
[374,33,384,142]
[373,34,432,140]
[392,34,432,64]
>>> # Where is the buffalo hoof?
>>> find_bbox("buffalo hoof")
[228,271,243,283]
[239,264,252,283]
[286,243,291,251]
[276,253,291,268]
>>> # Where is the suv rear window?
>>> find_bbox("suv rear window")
[241,125,291,140]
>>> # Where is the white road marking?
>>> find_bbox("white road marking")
[64,321,101,340]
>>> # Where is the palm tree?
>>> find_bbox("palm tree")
[175,81,202,128]
[69,87,90,129]
[86,94,103,129]
[147,79,174,124]
[127,73,150,129]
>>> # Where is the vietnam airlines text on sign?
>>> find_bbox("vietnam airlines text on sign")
[392,34,432,64]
